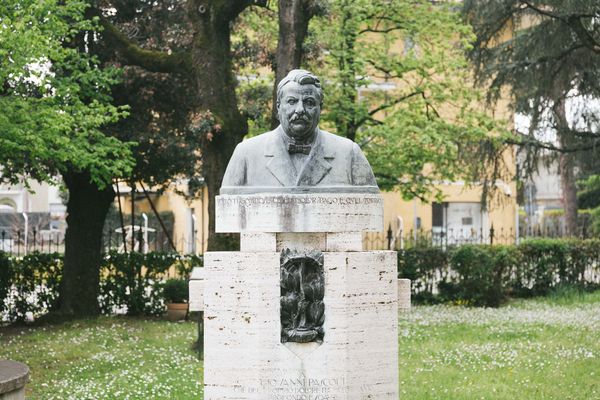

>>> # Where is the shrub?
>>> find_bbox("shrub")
[163,278,189,304]
[440,245,519,307]
[0,252,11,315]
[99,251,197,316]
[398,246,449,304]
[515,239,594,296]
[568,239,600,289]
[398,239,600,307]
[517,239,569,296]
[1,252,63,322]
[1,251,201,322]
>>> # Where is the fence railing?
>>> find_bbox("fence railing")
[364,225,597,251]
[0,228,200,256]
[0,229,65,256]
[1,226,597,256]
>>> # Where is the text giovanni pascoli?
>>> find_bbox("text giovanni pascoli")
[233,376,352,399]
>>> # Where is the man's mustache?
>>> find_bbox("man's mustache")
[290,114,310,122]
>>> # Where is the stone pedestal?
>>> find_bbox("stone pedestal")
[189,267,204,313]
[398,279,411,311]
[0,360,29,400]
[204,193,398,399]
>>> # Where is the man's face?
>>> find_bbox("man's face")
[278,82,321,140]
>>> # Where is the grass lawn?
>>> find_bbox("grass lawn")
[1,290,599,399]
[399,290,600,399]
[0,318,202,399]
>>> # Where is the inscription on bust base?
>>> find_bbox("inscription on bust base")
[216,193,384,233]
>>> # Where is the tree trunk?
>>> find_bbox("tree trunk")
[335,0,358,141]
[559,152,578,236]
[59,171,115,316]
[97,1,270,251]
[187,1,249,250]
[270,0,314,128]
[554,92,578,236]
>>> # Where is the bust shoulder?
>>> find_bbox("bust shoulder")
[317,129,359,157]
[234,129,278,154]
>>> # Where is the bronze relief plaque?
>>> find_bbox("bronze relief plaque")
[280,249,325,343]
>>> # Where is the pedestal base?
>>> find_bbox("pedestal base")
[204,251,398,400]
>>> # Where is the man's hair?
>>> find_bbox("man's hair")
[276,69,324,107]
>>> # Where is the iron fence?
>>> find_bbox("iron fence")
[0,228,200,256]
[1,225,597,256]
[364,225,597,251]
[0,229,65,256]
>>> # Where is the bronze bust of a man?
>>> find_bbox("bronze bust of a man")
[221,69,378,194]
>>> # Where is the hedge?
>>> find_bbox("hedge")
[0,251,202,323]
[399,238,600,307]
[4,238,599,320]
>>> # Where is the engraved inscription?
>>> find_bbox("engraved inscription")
[218,195,383,207]
[280,249,325,343]
[262,376,347,399]
[232,377,378,400]
[215,193,385,233]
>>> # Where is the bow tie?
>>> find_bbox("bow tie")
[287,143,311,155]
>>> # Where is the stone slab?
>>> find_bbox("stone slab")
[189,267,205,312]
[189,272,410,316]
[204,251,398,400]
[190,267,204,281]
[326,232,362,252]
[189,279,204,312]
[398,278,411,311]
[1,387,25,400]
[216,194,383,233]
[241,233,277,252]
[276,233,326,252]
[0,360,28,397]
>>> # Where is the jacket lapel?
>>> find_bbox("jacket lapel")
[265,128,296,186]
[297,130,334,186]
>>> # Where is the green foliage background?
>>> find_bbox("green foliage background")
[399,238,600,307]
[0,251,200,322]
[0,0,133,187]
[314,0,512,199]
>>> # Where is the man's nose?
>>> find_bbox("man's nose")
[294,100,305,114]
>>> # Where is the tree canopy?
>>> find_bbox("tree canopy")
[0,0,133,187]
[0,0,142,316]
[313,0,511,200]
[465,0,600,152]
[464,0,600,233]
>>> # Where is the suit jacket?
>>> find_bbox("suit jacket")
[221,127,377,193]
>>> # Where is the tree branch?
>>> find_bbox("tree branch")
[358,26,403,35]
[501,42,584,70]
[520,1,600,53]
[571,130,600,139]
[364,117,384,126]
[520,1,562,20]
[365,59,402,79]
[366,91,423,118]
[470,10,513,52]
[521,1,597,20]
[225,0,270,19]
[569,16,600,53]
[509,130,600,153]
[96,12,192,74]
[422,92,440,119]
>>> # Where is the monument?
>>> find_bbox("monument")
[203,69,398,399]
